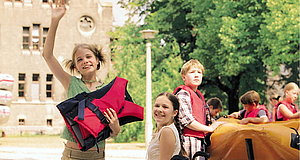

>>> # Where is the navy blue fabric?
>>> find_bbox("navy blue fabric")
[56,77,143,151]
[78,99,86,120]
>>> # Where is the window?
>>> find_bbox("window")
[41,0,52,8]
[14,0,23,7]
[47,119,52,126]
[46,74,53,98]
[19,119,25,125]
[4,0,32,6]
[18,84,25,97]
[22,27,30,50]
[19,73,25,81]
[78,16,95,36]
[4,0,13,7]
[46,74,53,82]
[18,73,26,97]
[43,27,48,47]
[31,74,40,100]
[32,24,40,50]
[32,73,39,81]
[79,16,94,32]
[22,24,47,54]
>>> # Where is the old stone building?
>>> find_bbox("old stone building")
[0,0,113,135]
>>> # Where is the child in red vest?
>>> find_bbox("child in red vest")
[275,82,300,121]
[228,90,269,124]
[173,59,223,160]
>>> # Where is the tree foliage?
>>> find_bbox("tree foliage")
[108,24,182,142]
[143,0,298,113]
[189,0,269,112]
[107,24,146,142]
[111,0,299,142]
[260,0,300,82]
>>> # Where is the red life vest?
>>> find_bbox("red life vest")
[275,100,298,121]
[57,77,144,151]
[242,105,269,118]
[173,85,206,138]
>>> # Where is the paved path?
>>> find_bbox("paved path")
[0,145,146,160]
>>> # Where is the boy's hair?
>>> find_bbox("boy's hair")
[240,90,260,105]
[207,97,223,110]
[64,44,106,74]
[180,59,205,76]
[284,82,299,93]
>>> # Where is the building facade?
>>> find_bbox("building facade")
[0,0,113,135]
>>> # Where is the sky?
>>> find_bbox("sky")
[104,0,143,27]
[108,0,129,26]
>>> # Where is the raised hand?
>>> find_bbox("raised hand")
[50,0,67,22]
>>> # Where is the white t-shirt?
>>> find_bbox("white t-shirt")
[146,123,181,160]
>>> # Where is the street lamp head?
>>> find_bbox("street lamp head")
[140,29,159,39]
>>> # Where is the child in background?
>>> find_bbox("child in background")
[146,92,185,160]
[267,92,280,122]
[228,90,269,124]
[205,97,223,125]
[173,59,223,160]
[275,82,300,121]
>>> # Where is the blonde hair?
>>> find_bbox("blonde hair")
[64,44,106,74]
[284,82,299,93]
[180,59,205,76]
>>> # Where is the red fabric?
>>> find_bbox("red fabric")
[174,85,206,138]
[68,77,144,149]
[58,76,144,151]
[73,77,137,138]
[118,101,144,119]
[243,105,269,119]
[275,100,298,121]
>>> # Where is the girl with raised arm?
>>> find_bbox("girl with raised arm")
[42,1,120,159]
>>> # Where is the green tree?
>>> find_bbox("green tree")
[142,0,269,113]
[260,0,300,83]
[109,24,182,142]
[189,0,269,113]
[114,0,299,118]
[108,24,146,142]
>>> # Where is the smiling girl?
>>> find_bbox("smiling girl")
[42,1,120,159]
[146,92,185,160]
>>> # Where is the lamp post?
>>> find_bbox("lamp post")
[139,29,158,147]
